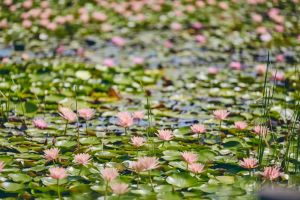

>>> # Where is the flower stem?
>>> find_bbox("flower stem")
[105,181,108,200]
[85,121,88,134]
[57,179,61,200]
[78,167,83,176]
[137,173,140,189]
[63,120,68,135]
[148,170,154,190]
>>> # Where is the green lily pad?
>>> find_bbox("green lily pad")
[198,149,217,162]
[79,137,100,145]
[216,176,235,184]
[162,150,181,161]
[0,182,23,192]
[166,173,198,188]
[41,177,67,186]
[75,70,91,80]
[8,173,32,183]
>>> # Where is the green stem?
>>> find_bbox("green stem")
[152,138,156,156]
[148,170,154,190]
[78,167,83,176]
[295,129,300,173]
[85,121,88,134]
[105,181,108,200]
[124,127,127,135]
[63,120,68,136]
[57,179,61,200]
[137,173,140,189]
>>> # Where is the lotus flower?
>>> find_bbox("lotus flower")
[111,36,126,47]
[181,152,198,164]
[240,158,258,169]
[44,148,59,161]
[188,163,205,174]
[117,112,134,128]
[101,167,119,182]
[49,167,68,180]
[0,161,5,172]
[33,118,48,129]
[74,153,91,165]
[59,107,77,123]
[111,182,129,195]
[78,108,95,120]
[262,166,281,180]
[213,110,230,121]
[234,121,247,130]
[132,111,144,120]
[230,61,242,70]
[138,157,159,171]
[208,67,219,75]
[156,129,174,141]
[254,125,268,136]
[191,124,206,134]
[131,136,146,147]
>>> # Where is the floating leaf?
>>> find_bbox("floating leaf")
[216,176,235,184]
[8,173,32,183]
[75,70,91,80]
[166,173,198,188]
[0,182,23,192]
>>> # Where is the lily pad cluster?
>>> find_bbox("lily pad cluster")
[0,0,300,200]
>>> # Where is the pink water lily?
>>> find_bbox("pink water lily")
[132,111,144,120]
[137,157,159,171]
[254,125,268,136]
[103,58,115,67]
[33,118,48,129]
[131,136,146,147]
[59,107,77,123]
[262,166,281,180]
[74,153,91,165]
[240,158,258,169]
[188,163,205,174]
[191,124,206,134]
[129,160,145,173]
[111,36,126,47]
[49,167,68,180]
[132,57,145,65]
[255,64,267,75]
[156,129,174,141]
[208,67,219,75]
[0,161,5,172]
[181,151,198,164]
[111,182,129,195]
[101,167,119,182]
[117,112,134,128]
[230,61,242,70]
[213,109,230,121]
[44,148,59,161]
[234,121,247,130]
[78,108,95,120]
[271,71,285,81]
